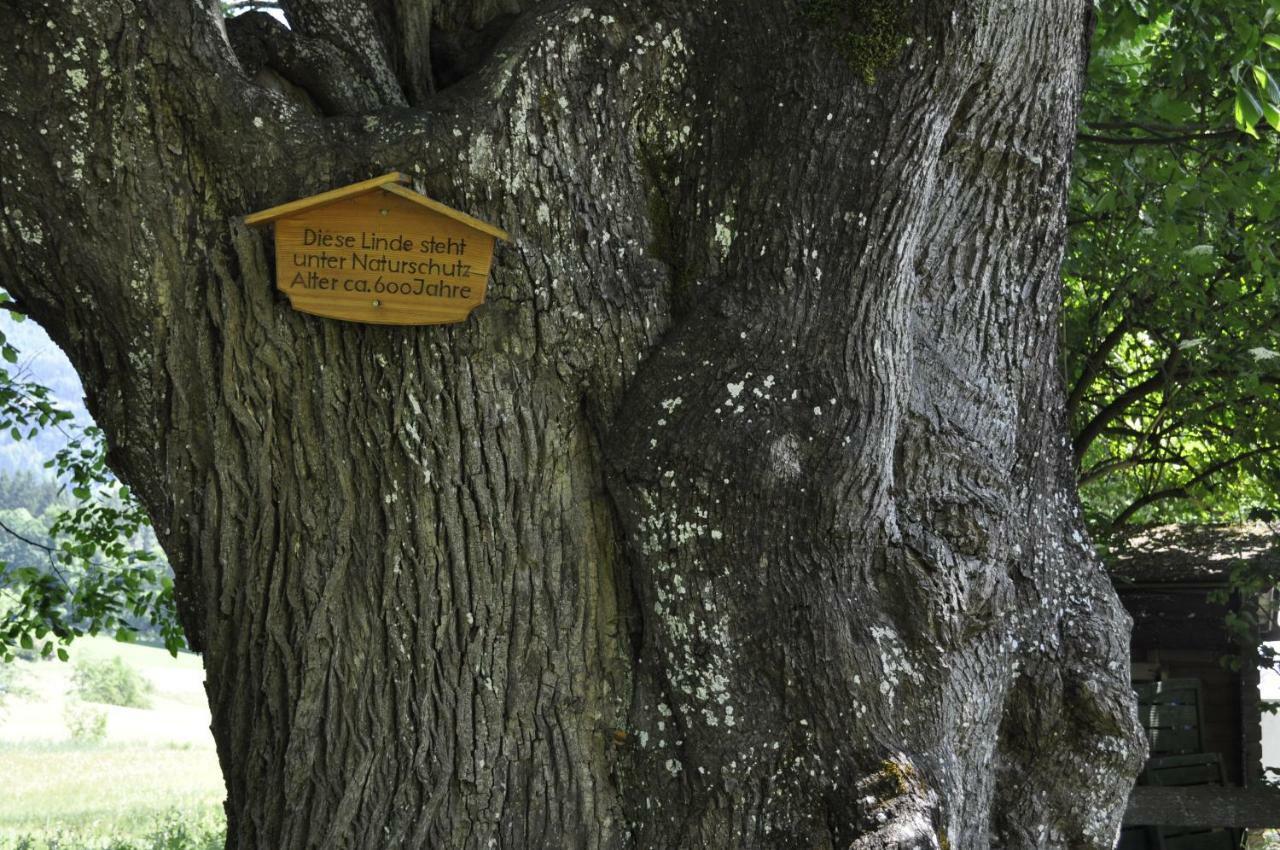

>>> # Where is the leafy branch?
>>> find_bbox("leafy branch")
[0,304,181,662]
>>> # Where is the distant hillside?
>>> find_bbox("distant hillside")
[0,313,92,476]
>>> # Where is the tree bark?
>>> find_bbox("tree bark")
[0,0,1145,848]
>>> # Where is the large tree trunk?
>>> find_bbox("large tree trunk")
[0,0,1145,847]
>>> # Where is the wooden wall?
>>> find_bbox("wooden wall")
[1131,649,1248,785]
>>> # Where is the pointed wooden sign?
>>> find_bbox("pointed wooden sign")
[245,173,508,325]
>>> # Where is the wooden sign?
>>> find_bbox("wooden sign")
[244,172,508,325]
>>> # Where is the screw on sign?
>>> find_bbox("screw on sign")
[245,172,509,325]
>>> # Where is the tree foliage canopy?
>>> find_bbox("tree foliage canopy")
[1066,0,1280,533]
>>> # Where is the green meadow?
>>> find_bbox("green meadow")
[0,637,225,850]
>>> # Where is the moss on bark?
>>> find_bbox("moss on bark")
[805,0,913,83]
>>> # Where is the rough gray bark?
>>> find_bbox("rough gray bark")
[0,0,1145,848]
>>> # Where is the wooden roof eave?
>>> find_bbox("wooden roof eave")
[244,172,410,226]
[243,172,510,242]
[379,183,509,241]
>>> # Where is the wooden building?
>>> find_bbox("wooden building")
[1107,523,1280,848]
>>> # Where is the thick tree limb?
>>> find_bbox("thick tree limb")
[228,11,385,114]
[277,0,408,107]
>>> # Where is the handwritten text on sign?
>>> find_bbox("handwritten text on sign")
[289,229,475,298]
[274,190,496,325]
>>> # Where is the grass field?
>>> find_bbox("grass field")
[0,636,225,849]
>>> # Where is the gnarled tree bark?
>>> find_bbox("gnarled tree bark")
[0,0,1144,847]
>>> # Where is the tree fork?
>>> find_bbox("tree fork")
[0,0,1145,847]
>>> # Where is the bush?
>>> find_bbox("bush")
[63,700,108,743]
[128,809,225,850]
[70,656,153,708]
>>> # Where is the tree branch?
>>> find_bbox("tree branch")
[1105,445,1280,531]
[1077,129,1238,146]
[1088,120,1216,132]
[1078,119,1246,146]
[0,518,55,553]
[1078,455,1187,486]
[1072,354,1181,465]
[1067,314,1132,417]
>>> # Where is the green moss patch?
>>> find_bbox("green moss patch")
[805,0,912,83]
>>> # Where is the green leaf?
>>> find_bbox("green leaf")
[1235,87,1264,133]
[1266,34,1280,51]
[1263,99,1280,130]
[1254,65,1280,103]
